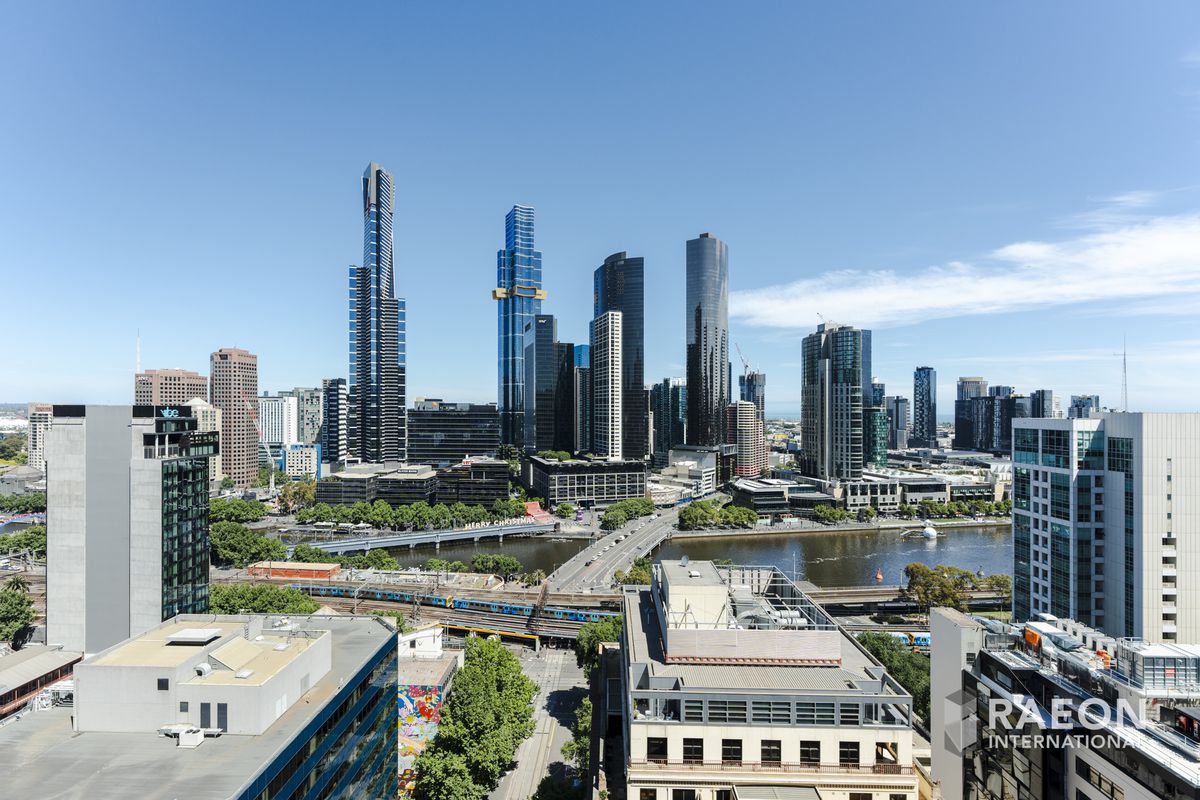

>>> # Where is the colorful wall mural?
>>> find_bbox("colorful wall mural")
[398,683,445,797]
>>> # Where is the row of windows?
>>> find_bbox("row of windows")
[646,737,863,767]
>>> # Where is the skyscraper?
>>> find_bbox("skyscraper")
[1069,394,1101,418]
[494,205,545,448]
[134,369,208,405]
[870,380,885,408]
[591,310,623,459]
[46,405,216,653]
[1031,388,1061,419]
[279,386,322,443]
[685,233,729,446]
[726,400,768,477]
[953,376,988,449]
[348,162,406,464]
[800,322,864,481]
[912,366,937,448]
[1012,413,1200,642]
[864,407,889,467]
[573,345,592,455]
[209,347,258,487]
[651,377,687,467]
[738,370,766,420]
[885,396,910,450]
[320,378,348,463]
[523,315,575,454]
[26,402,52,472]
[186,397,223,483]
[594,252,646,460]
[256,394,298,457]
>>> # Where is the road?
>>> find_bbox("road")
[492,648,586,800]
[547,508,679,593]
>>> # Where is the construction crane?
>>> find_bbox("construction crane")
[735,342,753,376]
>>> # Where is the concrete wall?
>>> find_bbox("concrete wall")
[46,417,88,653]
[129,455,164,640]
[929,607,983,800]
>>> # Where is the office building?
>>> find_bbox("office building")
[256,394,298,457]
[186,397,223,483]
[25,402,53,473]
[0,614,399,799]
[279,386,322,443]
[685,233,729,447]
[320,377,348,463]
[280,443,321,480]
[931,609,1200,800]
[651,377,687,467]
[522,315,576,454]
[595,251,647,459]
[434,458,509,506]
[591,310,623,459]
[800,322,864,481]
[738,369,766,420]
[864,406,889,466]
[573,346,592,456]
[989,393,1028,453]
[990,384,1014,399]
[861,328,873,404]
[407,399,500,466]
[210,347,258,487]
[620,560,918,798]
[349,161,407,463]
[725,400,767,477]
[46,405,217,654]
[911,366,937,447]
[953,376,988,449]
[885,396,910,450]
[494,204,545,448]
[1031,388,1061,419]
[525,454,646,507]
[1069,394,1102,418]
[134,368,208,405]
[1012,413,1200,642]
[870,379,886,408]
[316,463,438,507]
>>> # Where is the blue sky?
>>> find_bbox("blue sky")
[3,2,1200,416]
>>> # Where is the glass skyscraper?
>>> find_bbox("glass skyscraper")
[685,233,729,447]
[594,251,646,460]
[800,322,864,481]
[348,162,406,463]
[494,205,545,448]
[912,366,937,448]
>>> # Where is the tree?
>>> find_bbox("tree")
[520,569,547,586]
[718,505,757,528]
[471,553,522,576]
[413,748,483,800]
[599,509,627,530]
[857,631,931,723]
[0,588,34,643]
[0,524,46,558]
[575,615,623,675]
[209,521,286,568]
[979,573,1013,607]
[0,433,27,463]
[536,450,571,462]
[209,497,267,523]
[220,476,236,490]
[290,543,329,563]
[278,478,316,513]
[902,563,975,613]
[209,583,320,614]
[553,503,576,519]
[4,574,29,593]
[560,697,592,776]
[614,558,652,586]
[0,493,46,514]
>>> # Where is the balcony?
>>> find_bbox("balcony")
[628,759,912,776]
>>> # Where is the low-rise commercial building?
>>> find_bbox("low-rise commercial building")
[0,614,399,798]
[280,442,321,480]
[622,560,919,799]
[434,458,509,506]
[315,459,508,508]
[525,454,646,508]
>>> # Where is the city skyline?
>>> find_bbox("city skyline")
[6,4,1200,415]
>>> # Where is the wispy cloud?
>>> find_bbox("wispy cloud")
[1057,190,1161,230]
[730,210,1200,330]
[1183,44,1200,65]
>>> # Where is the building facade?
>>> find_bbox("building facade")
[134,368,209,405]
[25,402,53,473]
[726,400,767,477]
[595,252,647,460]
[209,347,258,487]
[349,161,407,464]
[1031,388,1061,419]
[800,322,864,481]
[621,561,918,799]
[281,443,321,480]
[591,310,623,459]
[525,454,646,507]
[651,377,687,468]
[864,406,889,467]
[523,315,575,454]
[407,399,500,466]
[574,346,593,456]
[280,386,323,444]
[885,395,910,451]
[257,395,298,455]
[46,405,216,654]
[494,204,545,448]
[953,376,988,450]
[738,370,766,420]
[434,458,509,506]
[1069,394,1101,418]
[186,397,223,482]
[911,366,937,448]
[685,233,729,447]
[320,377,348,463]
[1012,413,1200,642]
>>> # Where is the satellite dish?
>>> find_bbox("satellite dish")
[681,555,690,567]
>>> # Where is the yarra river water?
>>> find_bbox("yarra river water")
[388,523,1014,587]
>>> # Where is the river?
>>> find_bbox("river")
[384,523,1013,586]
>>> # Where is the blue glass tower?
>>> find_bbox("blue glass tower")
[495,205,545,447]
[348,162,406,463]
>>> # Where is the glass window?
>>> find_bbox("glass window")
[761,739,782,765]
[640,791,657,800]
[799,740,821,765]
[647,737,667,763]
[839,741,860,766]
[683,738,703,764]
[721,739,742,764]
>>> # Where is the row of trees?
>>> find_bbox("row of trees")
[856,631,931,725]
[210,521,286,567]
[290,542,401,571]
[413,637,538,800]
[898,499,1012,519]
[902,562,1013,612]
[677,500,757,531]
[0,524,46,558]
[599,497,656,530]
[209,497,268,523]
[209,583,320,614]
[0,493,46,514]
[294,498,529,530]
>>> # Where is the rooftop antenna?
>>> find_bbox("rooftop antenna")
[1113,338,1128,411]
[135,329,141,375]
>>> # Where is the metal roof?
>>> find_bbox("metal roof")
[0,646,81,693]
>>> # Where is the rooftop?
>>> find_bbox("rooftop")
[0,645,81,694]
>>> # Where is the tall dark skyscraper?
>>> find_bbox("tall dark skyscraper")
[320,377,348,463]
[801,322,864,481]
[685,233,729,446]
[348,162,406,463]
[651,377,687,466]
[522,315,575,454]
[594,252,646,460]
[738,370,766,419]
[494,205,545,448]
[912,366,937,447]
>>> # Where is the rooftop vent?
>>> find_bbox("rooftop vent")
[167,628,222,646]
[273,643,288,651]
[235,669,255,679]
[194,662,212,677]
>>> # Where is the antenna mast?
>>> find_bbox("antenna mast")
[1113,339,1128,412]
[136,329,141,375]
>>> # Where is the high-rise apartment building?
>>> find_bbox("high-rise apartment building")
[46,405,216,653]
[25,403,53,472]
[186,397,223,482]
[685,233,729,447]
[573,346,592,456]
[257,394,298,455]
[870,379,886,408]
[523,315,575,454]
[591,310,623,459]
[134,369,208,405]
[1012,413,1200,642]
[800,322,864,481]
[864,406,889,466]
[912,366,937,447]
[989,384,1014,399]
[280,386,322,443]
[595,252,646,460]
[725,400,767,477]
[349,162,406,464]
[738,370,766,420]
[1031,388,1061,419]
[407,399,500,466]
[494,205,545,448]
[651,378,687,467]
[885,396,910,450]
[1069,394,1101,418]
[861,328,873,404]
[320,377,348,463]
[954,376,989,450]
[209,347,258,487]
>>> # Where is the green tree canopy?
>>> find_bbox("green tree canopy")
[471,553,522,576]
[0,493,46,514]
[0,524,46,558]
[208,583,320,614]
[575,615,623,675]
[857,631,931,724]
[209,521,286,568]
[0,588,34,643]
[209,497,268,524]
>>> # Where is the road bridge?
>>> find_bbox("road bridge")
[284,521,559,555]
[806,584,1007,610]
[546,508,678,593]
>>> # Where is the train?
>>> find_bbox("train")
[289,583,619,624]
[887,631,931,649]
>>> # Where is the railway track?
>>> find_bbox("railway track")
[319,596,587,640]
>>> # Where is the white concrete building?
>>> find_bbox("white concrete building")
[257,394,298,451]
[187,397,223,483]
[25,403,52,472]
[281,442,320,480]
[623,560,919,799]
[591,310,623,459]
[726,400,768,477]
